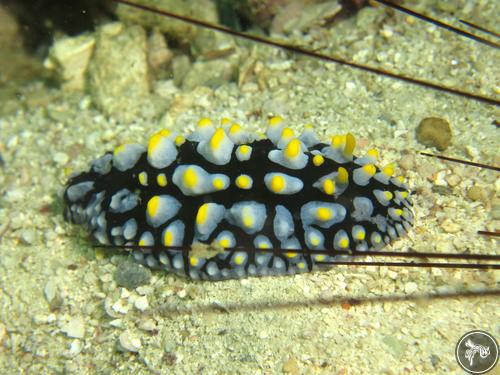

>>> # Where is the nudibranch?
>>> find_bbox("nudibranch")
[63,117,414,280]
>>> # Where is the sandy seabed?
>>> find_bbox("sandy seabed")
[0,1,498,374]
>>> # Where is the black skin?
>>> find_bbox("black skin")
[64,139,411,274]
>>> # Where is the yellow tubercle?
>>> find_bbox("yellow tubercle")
[356,231,365,241]
[219,238,230,248]
[280,127,294,139]
[234,255,244,265]
[212,177,224,190]
[242,211,254,228]
[367,148,379,160]
[284,139,301,159]
[235,175,252,190]
[312,154,324,166]
[239,145,250,155]
[164,230,173,246]
[339,238,349,249]
[331,135,344,148]
[157,174,167,187]
[138,239,146,247]
[383,165,394,177]
[113,144,126,156]
[138,171,148,186]
[323,179,335,195]
[270,175,285,193]
[384,191,393,201]
[196,203,209,225]
[362,164,376,177]
[268,116,283,126]
[147,196,160,218]
[147,133,163,155]
[189,256,199,266]
[343,133,356,157]
[337,167,349,184]
[310,236,320,246]
[197,117,212,127]
[175,135,185,146]
[297,262,306,269]
[220,117,231,126]
[209,128,225,151]
[400,191,409,199]
[394,208,403,216]
[183,167,198,188]
[316,207,332,221]
[229,123,242,135]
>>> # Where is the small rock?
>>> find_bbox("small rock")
[467,185,488,203]
[398,154,415,171]
[491,199,500,220]
[0,322,7,344]
[172,55,191,87]
[191,28,235,59]
[147,28,173,73]
[441,218,461,233]
[88,22,157,123]
[61,317,85,339]
[109,319,123,328]
[382,335,407,359]
[112,299,130,315]
[278,1,342,34]
[68,340,83,356]
[445,174,461,187]
[138,319,157,332]
[116,0,218,45]
[134,295,149,312]
[283,356,300,375]
[20,229,36,245]
[115,260,152,290]
[44,34,95,91]
[415,117,452,151]
[44,280,64,310]
[118,331,142,353]
[404,282,418,294]
[182,57,238,90]
[53,152,69,165]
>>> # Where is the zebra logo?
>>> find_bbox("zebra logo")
[456,331,498,374]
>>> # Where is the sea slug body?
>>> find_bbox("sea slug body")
[63,117,414,280]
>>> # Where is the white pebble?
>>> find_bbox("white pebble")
[61,317,85,339]
[112,299,130,315]
[404,282,418,294]
[53,152,69,165]
[118,331,142,352]
[134,296,149,312]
